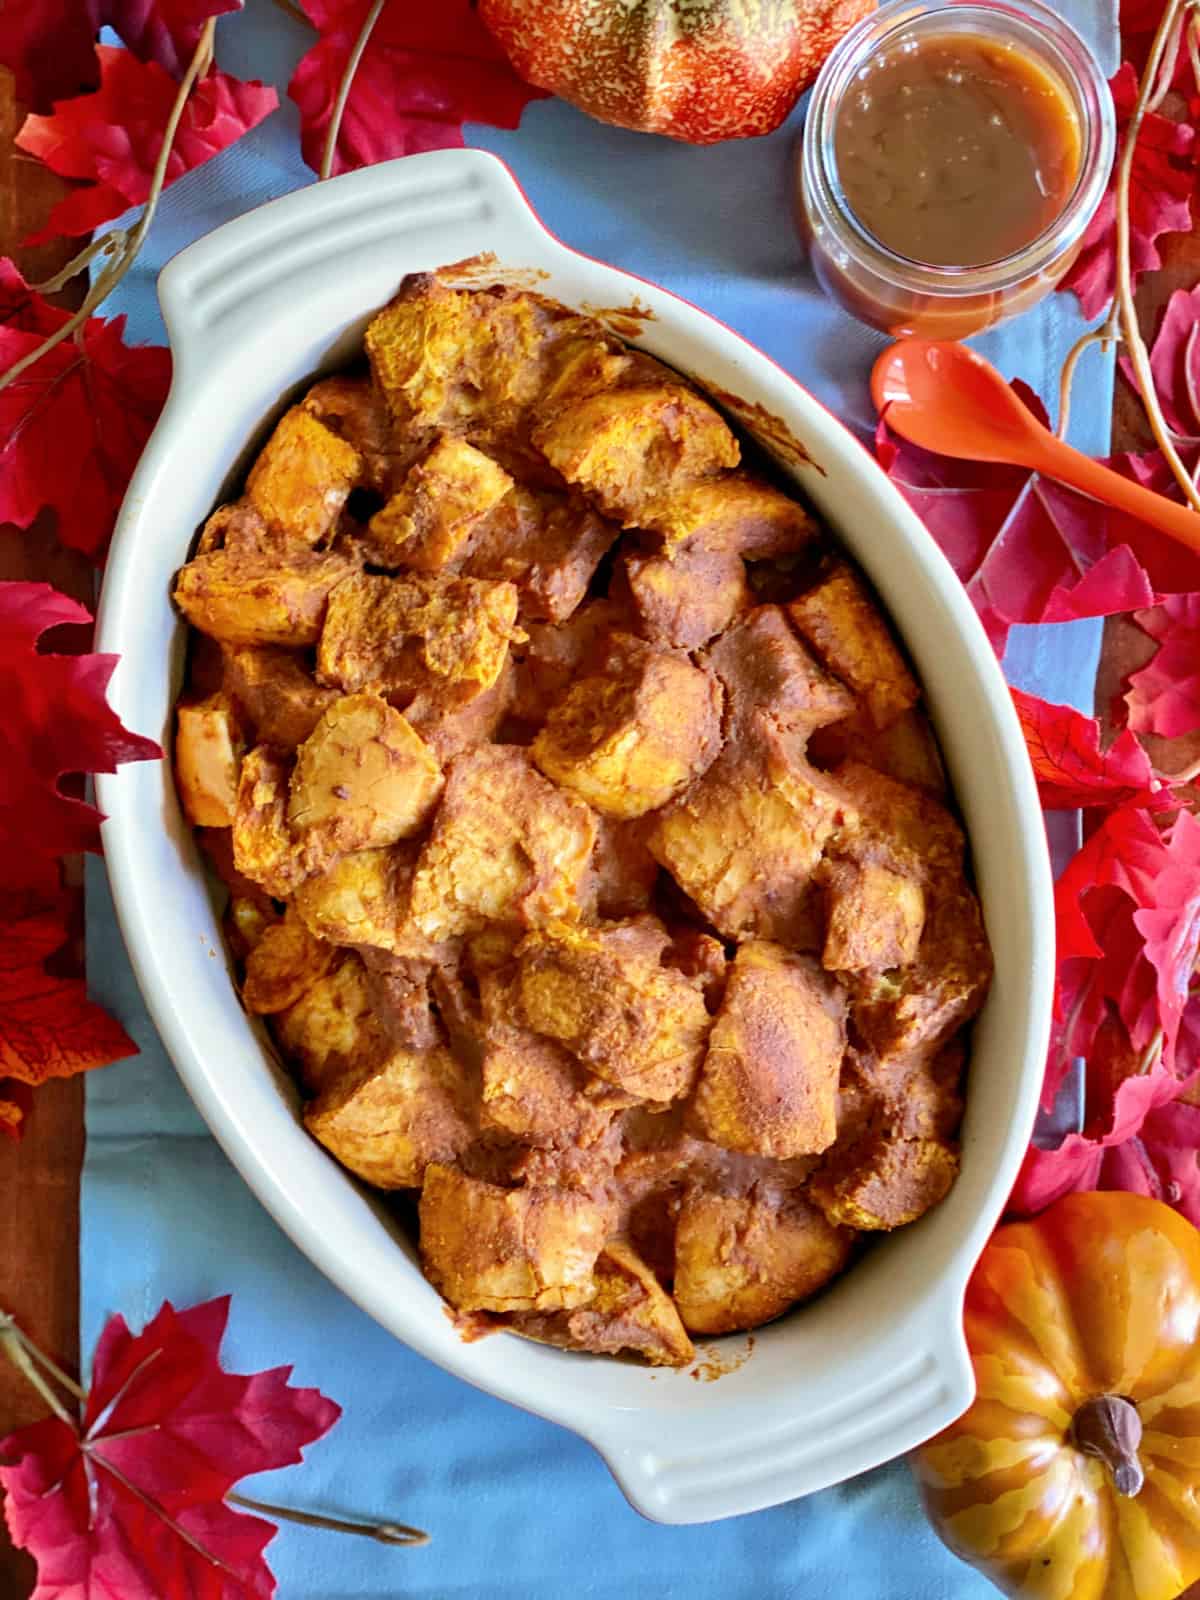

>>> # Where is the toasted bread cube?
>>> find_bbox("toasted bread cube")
[232,747,307,899]
[788,563,919,731]
[622,539,750,651]
[407,746,596,942]
[465,486,619,623]
[245,406,362,547]
[672,1190,853,1334]
[317,571,522,700]
[225,895,278,960]
[834,760,964,880]
[272,954,385,1092]
[644,472,819,558]
[508,599,629,725]
[688,943,845,1159]
[533,635,722,820]
[820,858,926,973]
[704,607,855,734]
[365,436,513,570]
[362,952,441,1053]
[292,845,433,958]
[647,719,856,947]
[811,1129,959,1230]
[851,883,991,1060]
[242,909,335,1015]
[305,1045,473,1189]
[196,499,273,558]
[579,814,659,920]
[811,706,947,796]
[222,645,338,750]
[510,1239,694,1367]
[400,660,513,763]
[301,375,398,495]
[175,694,243,827]
[533,384,739,526]
[174,548,359,648]
[419,1163,616,1313]
[287,694,442,864]
[516,917,711,1103]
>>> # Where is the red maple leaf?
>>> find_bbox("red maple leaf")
[287,0,549,178]
[0,1,241,112]
[1054,805,1200,1088]
[876,391,1200,655]
[1011,686,1162,809]
[1127,283,1200,437]
[1059,62,1196,320]
[1120,0,1195,87]
[1125,592,1200,738]
[17,46,278,242]
[0,259,171,558]
[0,1298,341,1599]
[0,583,161,885]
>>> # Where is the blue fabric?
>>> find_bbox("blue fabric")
[84,2,1115,1592]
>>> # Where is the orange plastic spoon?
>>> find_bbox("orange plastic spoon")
[871,338,1200,554]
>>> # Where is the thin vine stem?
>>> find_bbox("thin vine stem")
[228,1493,429,1547]
[0,18,216,401]
[1116,0,1200,510]
[0,1320,77,1428]
[1057,318,1119,439]
[319,0,387,180]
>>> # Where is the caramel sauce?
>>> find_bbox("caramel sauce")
[833,33,1082,268]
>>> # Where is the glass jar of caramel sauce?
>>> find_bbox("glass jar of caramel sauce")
[798,0,1115,337]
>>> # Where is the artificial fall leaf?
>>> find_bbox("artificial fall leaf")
[0,583,161,886]
[1054,804,1200,1088]
[1011,686,1162,810]
[0,259,170,558]
[0,0,241,112]
[1125,592,1200,739]
[876,390,1200,656]
[1131,282,1200,437]
[1059,62,1196,320]
[0,1297,341,1600]
[18,45,278,242]
[287,0,549,178]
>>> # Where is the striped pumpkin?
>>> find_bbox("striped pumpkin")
[914,1191,1200,1600]
[477,0,875,145]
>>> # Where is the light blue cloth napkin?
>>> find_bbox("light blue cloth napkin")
[83,2,1115,1593]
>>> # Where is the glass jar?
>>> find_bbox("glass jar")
[797,0,1115,338]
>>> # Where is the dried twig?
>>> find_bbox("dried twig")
[228,1492,430,1547]
[319,0,387,181]
[0,18,216,400]
[1057,318,1120,438]
[270,0,311,23]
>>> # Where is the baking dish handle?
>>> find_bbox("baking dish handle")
[586,1301,973,1525]
[155,148,566,375]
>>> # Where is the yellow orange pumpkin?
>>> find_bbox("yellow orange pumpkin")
[914,1192,1200,1600]
[478,0,875,145]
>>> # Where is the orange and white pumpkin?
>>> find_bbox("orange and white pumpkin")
[478,0,875,145]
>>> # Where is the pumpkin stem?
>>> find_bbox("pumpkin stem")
[1070,1395,1145,1496]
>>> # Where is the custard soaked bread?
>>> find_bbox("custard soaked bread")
[172,273,991,1367]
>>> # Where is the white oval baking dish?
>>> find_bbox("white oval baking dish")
[96,147,1053,1525]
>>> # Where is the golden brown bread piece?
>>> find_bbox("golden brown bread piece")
[688,942,845,1159]
[174,548,360,648]
[363,434,513,570]
[508,598,629,725]
[533,633,723,819]
[292,844,438,959]
[231,746,308,899]
[621,536,751,651]
[809,705,947,796]
[419,1164,616,1313]
[533,382,739,526]
[301,374,402,495]
[407,745,596,942]
[516,916,711,1104]
[672,1189,853,1334]
[361,951,442,1053]
[287,693,442,865]
[704,605,855,735]
[644,472,819,559]
[271,953,385,1093]
[509,1239,694,1367]
[819,858,926,974]
[399,660,514,763]
[245,406,362,548]
[647,715,857,947]
[317,571,522,700]
[242,908,335,1016]
[222,645,338,749]
[175,693,244,827]
[465,484,618,623]
[810,1127,959,1231]
[305,1045,474,1189]
[787,562,919,731]
[579,814,660,920]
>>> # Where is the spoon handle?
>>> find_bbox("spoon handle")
[1036,433,1200,554]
